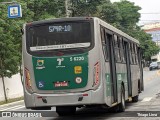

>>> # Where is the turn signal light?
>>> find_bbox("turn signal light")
[93,62,100,86]
[24,67,32,91]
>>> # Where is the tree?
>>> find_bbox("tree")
[113,0,159,60]
[113,0,141,31]
[0,4,19,102]
[142,40,160,61]
[97,0,122,26]
[0,0,34,101]
[26,0,65,21]
[72,0,102,16]
[128,27,160,60]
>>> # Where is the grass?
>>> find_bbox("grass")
[0,96,24,106]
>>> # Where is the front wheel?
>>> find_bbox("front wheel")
[56,106,76,116]
[132,95,139,102]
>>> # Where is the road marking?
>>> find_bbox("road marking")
[11,106,25,111]
[0,105,24,111]
[157,70,160,75]
[141,97,152,102]
[147,78,151,81]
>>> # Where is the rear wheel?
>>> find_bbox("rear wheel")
[109,86,125,112]
[56,106,76,116]
[118,86,125,112]
[30,107,51,110]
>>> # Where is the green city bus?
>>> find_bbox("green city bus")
[22,17,144,116]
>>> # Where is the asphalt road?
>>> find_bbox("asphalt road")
[1,68,160,120]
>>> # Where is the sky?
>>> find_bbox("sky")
[111,0,160,25]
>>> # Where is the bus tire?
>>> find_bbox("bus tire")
[30,107,51,110]
[118,86,125,112]
[56,106,76,116]
[109,105,119,112]
[132,95,139,102]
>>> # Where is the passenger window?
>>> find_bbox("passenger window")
[120,38,125,63]
[100,27,109,61]
[129,43,133,64]
[114,35,121,63]
[130,43,138,65]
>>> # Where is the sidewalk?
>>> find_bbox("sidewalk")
[0,100,24,108]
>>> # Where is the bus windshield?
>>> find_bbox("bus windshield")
[27,21,92,52]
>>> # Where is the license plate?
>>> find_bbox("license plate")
[54,81,68,87]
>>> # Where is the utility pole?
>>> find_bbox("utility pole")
[65,0,72,17]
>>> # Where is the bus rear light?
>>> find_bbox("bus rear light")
[37,96,43,99]
[24,68,32,90]
[56,52,64,56]
[93,62,100,87]
[83,93,88,96]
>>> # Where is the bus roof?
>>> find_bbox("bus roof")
[26,17,94,25]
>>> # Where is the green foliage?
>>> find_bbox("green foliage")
[98,0,122,25]
[128,27,160,60]
[0,0,66,79]
[111,0,159,60]
[0,96,24,105]
[73,0,101,16]
[141,40,160,61]
[113,0,141,29]
[26,0,65,21]
[0,4,19,78]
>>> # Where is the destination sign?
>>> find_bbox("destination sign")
[49,25,72,32]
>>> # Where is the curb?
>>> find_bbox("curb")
[0,100,24,107]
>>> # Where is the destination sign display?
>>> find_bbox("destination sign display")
[49,25,72,32]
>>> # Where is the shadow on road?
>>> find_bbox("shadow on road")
[50,102,138,120]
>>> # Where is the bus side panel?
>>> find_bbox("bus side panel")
[98,20,112,107]
[88,18,105,104]
[22,25,37,108]
[116,63,128,103]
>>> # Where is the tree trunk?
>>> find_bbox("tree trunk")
[1,76,8,102]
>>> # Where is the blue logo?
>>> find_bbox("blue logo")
[38,81,44,88]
